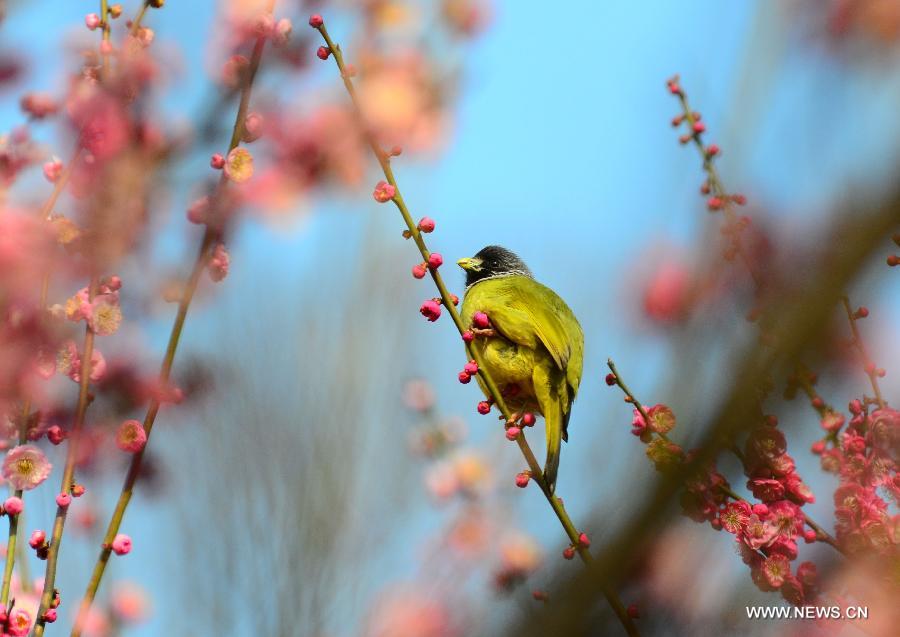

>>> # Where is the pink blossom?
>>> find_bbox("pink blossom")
[241,112,264,143]
[85,13,101,30]
[418,217,435,232]
[224,148,253,183]
[645,438,684,472]
[719,500,750,534]
[783,473,815,504]
[767,500,803,536]
[208,244,230,282]
[116,420,147,453]
[29,530,46,548]
[642,260,690,324]
[820,411,845,433]
[768,536,798,560]
[742,514,777,550]
[761,554,790,588]
[425,461,459,500]
[87,294,123,336]
[20,93,58,119]
[472,312,490,329]
[644,404,676,434]
[2,445,51,490]
[110,581,149,624]
[272,18,292,46]
[630,408,647,436]
[780,574,804,605]
[67,88,130,161]
[3,496,24,516]
[7,607,31,636]
[111,533,132,555]
[747,478,784,503]
[187,196,211,225]
[498,533,541,579]
[65,287,92,322]
[55,493,71,508]
[420,299,442,322]
[67,347,107,383]
[365,588,461,637]
[42,158,63,182]
[402,379,435,412]
[373,180,396,203]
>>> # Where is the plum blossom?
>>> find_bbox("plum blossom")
[2,445,52,490]
[224,147,253,183]
[87,294,123,336]
[116,420,147,453]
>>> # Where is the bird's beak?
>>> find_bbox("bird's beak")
[456,257,482,271]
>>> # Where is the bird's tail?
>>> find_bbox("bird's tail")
[544,406,562,494]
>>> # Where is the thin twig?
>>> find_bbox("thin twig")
[314,20,638,637]
[32,278,99,636]
[841,296,885,409]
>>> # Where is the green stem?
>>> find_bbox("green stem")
[316,22,638,637]
[32,277,99,636]
[0,405,29,607]
[841,296,885,409]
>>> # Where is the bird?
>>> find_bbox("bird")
[457,245,583,493]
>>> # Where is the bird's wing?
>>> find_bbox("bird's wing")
[481,277,580,375]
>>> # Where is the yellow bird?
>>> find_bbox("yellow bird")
[457,246,584,493]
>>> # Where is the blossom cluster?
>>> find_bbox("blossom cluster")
[614,385,826,606]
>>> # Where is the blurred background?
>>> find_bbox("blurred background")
[2,1,900,635]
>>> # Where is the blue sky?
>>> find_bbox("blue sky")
[4,1,900,635]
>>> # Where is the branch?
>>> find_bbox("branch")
[312,17,638,637]
[32,278,99,636]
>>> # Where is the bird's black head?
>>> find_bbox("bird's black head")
[457,245,533,288]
